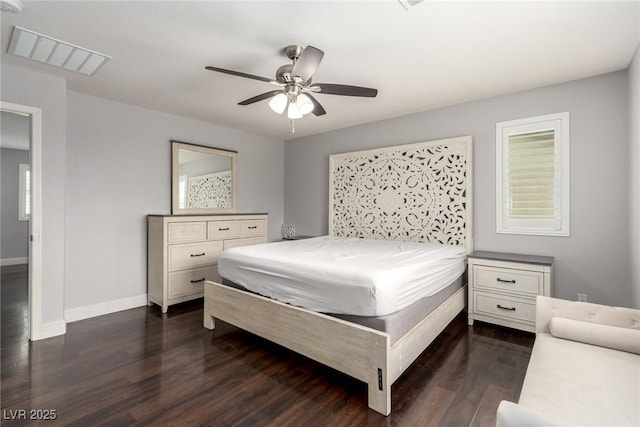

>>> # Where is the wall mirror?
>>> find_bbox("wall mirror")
[171,140,237,214]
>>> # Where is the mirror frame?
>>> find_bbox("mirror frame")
[171,140,238,214]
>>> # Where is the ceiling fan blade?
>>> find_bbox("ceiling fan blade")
[305,94,326,116]
[311,83,378,97]
[238,90,283,105]
[291,46,324,82]
[205,66,275,84]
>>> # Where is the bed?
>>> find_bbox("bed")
[203,135,473,415]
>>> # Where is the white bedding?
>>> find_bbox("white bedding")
[218,235,466,316]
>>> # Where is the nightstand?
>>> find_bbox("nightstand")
[467,251,553,333]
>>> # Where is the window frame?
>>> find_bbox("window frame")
[496,112,570,236]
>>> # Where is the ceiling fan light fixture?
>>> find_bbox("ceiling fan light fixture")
[268,93,287,114]
[296,94,314,115]
[287,99,303,119]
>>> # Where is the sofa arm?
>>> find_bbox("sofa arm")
[535,296,640,334]
[496,401,564,427]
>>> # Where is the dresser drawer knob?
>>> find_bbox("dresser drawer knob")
[190,278,205,284]
[190,252,205,257]
[248,226,258,229]
[497,278,516,284]
[497,304,516,311]
[218,227,230,231]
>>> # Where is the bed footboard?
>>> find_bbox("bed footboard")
[204,281,465,415]
[389,285,466,383]
[204,281,392,415]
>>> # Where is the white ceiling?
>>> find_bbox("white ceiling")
[1,1,639,141]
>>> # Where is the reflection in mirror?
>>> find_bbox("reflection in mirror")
[171,141,237,214]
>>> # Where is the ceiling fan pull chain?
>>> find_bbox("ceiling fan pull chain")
[290,119,295,133]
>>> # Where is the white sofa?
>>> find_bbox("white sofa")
[497,296,640,427]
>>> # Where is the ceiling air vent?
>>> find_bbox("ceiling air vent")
[7,26,111,76]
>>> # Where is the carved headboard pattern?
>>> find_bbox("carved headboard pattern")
[188,171,232,209]
[329,136,473,253]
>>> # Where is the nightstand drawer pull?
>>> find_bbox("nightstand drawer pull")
[497,304,516,311]
[190,278,206,284]
[497,278,516,284]
[218,227,230,231]
[190,252,205,257]
[248,226,258,229]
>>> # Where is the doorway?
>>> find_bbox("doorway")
[1,102,42,341]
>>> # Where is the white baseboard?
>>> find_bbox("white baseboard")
[1,257,28,266]
[65,294,148,323]
[40,319,66,339]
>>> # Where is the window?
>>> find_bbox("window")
[496,112,570,236]
[19,163,30,221]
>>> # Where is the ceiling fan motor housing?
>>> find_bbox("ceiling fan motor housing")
[276,64,293,83]
[284,45,303,61]
[277,45,310,85]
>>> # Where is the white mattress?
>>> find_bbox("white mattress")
[218,235,466,316]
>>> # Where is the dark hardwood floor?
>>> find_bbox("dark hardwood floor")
[1,268,534,426]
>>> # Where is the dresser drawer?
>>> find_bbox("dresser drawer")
[474,291,536,325]
[474,266,542,295]
[208,220,240,239]
[168,221,206,243]
[168,267,219,299]
[168,241,223,271]
[239,219,266,237]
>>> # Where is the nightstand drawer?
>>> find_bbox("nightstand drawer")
[208,220,240,239]
[474,292,536,324]
[168,267,220,299]
[168,241,223,271]
[474,266,542,295]
[168,222,206,243]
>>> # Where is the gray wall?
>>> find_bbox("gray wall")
[1,148,29,262]
[1,63,67,327]
[630,46,640,309]
[1,62,284,332]
[64,91,284,312]
[1,111,30,150]
[285,71,631,307]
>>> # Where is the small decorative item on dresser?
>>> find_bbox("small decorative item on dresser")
[281,224,295,239]
[467,251,554,333]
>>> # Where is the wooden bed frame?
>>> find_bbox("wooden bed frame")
[203,136,473,415]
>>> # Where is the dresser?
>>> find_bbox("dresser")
[467,251,553,333]
[147,213,268,313]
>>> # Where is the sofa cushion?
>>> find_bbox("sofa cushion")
[550,316,640,354]
[518,333,640,426]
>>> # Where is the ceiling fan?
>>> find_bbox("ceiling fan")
[205,45,378,122]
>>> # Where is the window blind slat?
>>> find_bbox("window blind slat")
[506,129,556,220]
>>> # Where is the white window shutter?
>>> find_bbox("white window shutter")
[496,113,570,236]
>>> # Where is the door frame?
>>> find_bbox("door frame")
[1,101,43,340]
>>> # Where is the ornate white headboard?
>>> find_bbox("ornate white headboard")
[329,136,473,253]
